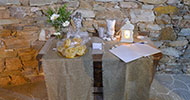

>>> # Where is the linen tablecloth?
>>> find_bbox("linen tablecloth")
[42,37,156,100]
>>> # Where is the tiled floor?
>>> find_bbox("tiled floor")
[0,74,190,100]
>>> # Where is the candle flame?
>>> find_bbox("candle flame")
[123,30,131,39]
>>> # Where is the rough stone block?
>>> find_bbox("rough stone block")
[0,26,3,30]
[0,59,5,72]
[154,6,179,15]
[9,6,29,19]
[18,48,36,55]
[30,0,58,6]
[96,9,125,20]
[79,0,92,9]
[0,50,6,59]
[159,27,177,40]
[124,0,136,1]
[138,0,167,4]
[184,15,190,20]
[23,26,40,31]
[18,48,37,61]
[179,28,190,36]
[0,30,11,38]
[22,60,38,68]
[96,20,107,29]
[180,20,190,28]
[0,49,17,59]
[0,41,6,51]
[10,75,28,86]
[130,9,155,23]
[167,0,179,4]
[184,45,190,58]
[4,49,17,58]
[1,70,21,78]
[25,75,44,83]
[0,0,20,5]
[22,67,36,76]
[65,1,79,9]
[82,19,95,29]
[156,15,171,24]
[0,10,10,19]
[4,38,30,49]
[119,2,138,8]
[20,55,34,62]
[74,9,95,18]
[93,3,106,11]
[149,32,160,38]
[137,23,146,31]
[184,0,190,5]
[19,0,29,6]
[0,77,11,87]
[60,0,67,1]
[161,47,183,57]
[18,31,39,43]
[0,19,20,25]
[0,7,6,10]
[5,57,22,71]
[95,0,123,2]
[104,2,118,8]
[169,40,189,47]
[146,24,161,31]
[142,5,154,10]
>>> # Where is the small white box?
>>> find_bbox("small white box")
[92,43,102,50]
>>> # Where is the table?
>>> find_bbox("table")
[42,37,162,100]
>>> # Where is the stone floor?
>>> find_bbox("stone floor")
[0,74,190,100]
[0,80,48,100]
[150,74,190,100]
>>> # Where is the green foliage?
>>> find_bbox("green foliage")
[58,4,71,22]
[45,4,71,32]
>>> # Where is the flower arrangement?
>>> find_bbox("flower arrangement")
[45,4,71,38]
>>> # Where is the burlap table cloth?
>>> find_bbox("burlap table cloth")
[42,37,156,100]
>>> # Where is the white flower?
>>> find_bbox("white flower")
[62,21,70,27]
[50,14,60,21]
[53,32,61,36]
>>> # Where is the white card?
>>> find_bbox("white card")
[92,43,102,50]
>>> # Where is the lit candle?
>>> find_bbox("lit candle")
[123,30,131,39]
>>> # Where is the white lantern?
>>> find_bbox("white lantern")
[120,19,134,43]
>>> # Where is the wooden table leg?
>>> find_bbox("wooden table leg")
[151,53,163,83]
[93,54,103,100]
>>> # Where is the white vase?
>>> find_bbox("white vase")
[98,27,105,38]
[106,19,116,37]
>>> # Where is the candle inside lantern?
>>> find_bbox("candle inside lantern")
[123,30,131,39]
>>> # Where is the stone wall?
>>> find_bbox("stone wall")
[0,0,190,86]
